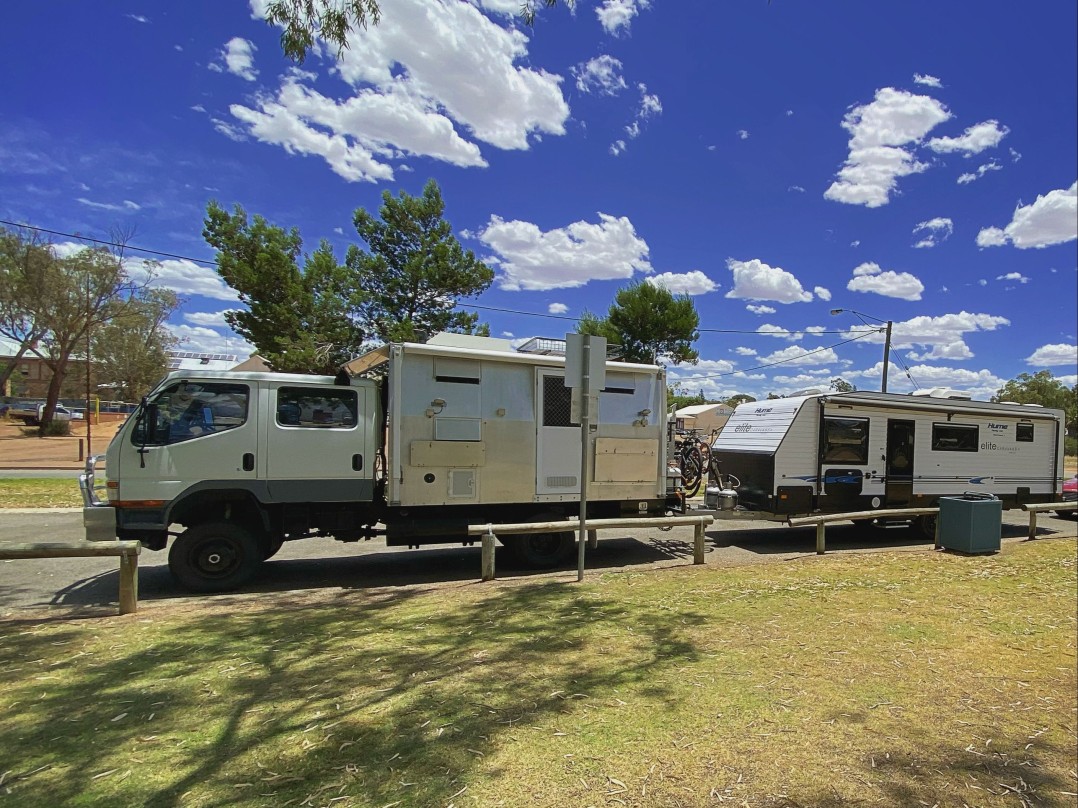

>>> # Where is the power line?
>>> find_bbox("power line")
[0,219,220,267]
[666,331,882,380]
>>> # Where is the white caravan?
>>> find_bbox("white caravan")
[707,390,1065,535]
[81,337,669,591]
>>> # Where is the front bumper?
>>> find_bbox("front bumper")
[79,455,117,542]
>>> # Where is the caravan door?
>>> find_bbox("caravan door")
[536,369,581,496]
[885,419,914,505]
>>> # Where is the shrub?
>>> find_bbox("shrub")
[1065,435,1077,457]
[41,419,72,437]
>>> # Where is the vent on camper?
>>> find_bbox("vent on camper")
[546,475,578,487]
[910,387,973,400]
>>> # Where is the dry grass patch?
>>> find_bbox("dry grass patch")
[0,478,82,509]
[0,539,1074,807]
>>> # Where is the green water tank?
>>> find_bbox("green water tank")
[938,493,1002,554]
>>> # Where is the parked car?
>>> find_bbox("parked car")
[1059,474,1078,517]
[7,403,84,426]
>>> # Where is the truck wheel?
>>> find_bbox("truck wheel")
[506,531,575,568]
[169,522,262,592]
[262,537,285,560]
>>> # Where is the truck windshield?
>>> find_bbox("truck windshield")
[132,381,250,446]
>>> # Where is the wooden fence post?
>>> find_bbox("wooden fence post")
[119,549,139,615]
[934,517,941,550]
[1027,511,1038,541]
[587,529,598,550]
[693,520,705,565]
[481,529,496,582]
[816,522,826,555]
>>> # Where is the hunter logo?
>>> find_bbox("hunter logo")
[987,422,1009,430]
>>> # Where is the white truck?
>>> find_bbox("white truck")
[80,335,671,591]
[706,389,1066,536]
[7,402,84,426]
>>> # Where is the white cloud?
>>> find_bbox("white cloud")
[646,270,716,295]
[757,324,803,342]
[746,304,776,315]
[595,0,650,35]
[220,37,258,81]
[572,54,626,95]
[976,181,1078,249]
[169,324,253,358]
[824,87,951,208]
[785,109,794,117]
[725,258,813,304]
[548,302,568,314]
[479,213,651,291]
[1025,344,1077,366]
[907,342,974,361]
[956,160,1001,184]
[76,197,140,213]
[913,73,943,88]
[788,185,805,193]
[212,118,248,143]
[841,311,1010,363]
[759,345,840,366]
[911,216,953,248]
[235,0,568,182]
[737,129,749,140]
[847,261,925,300]
[850,240,860,248]
[183,310,235,328]
[145,258,240,302]
[926,120,1008,155]
[995,272,1029,284]
[126,13,149,23]
[609,139,626,156]
[637,84,662,118]
[814,286,832,302]
[870,363,1004,400]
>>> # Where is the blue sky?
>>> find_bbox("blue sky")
[2,0,1076,401]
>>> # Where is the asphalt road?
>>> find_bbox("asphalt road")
[1,508,1074,617]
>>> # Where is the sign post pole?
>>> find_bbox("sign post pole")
[565,333,606,582]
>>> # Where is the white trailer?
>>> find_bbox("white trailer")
[707,390,1065,535]
[81,337,669,591]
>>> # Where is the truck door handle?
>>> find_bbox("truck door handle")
[242,453,255,471]
[352,454,363,471]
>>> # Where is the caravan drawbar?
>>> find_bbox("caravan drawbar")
[708,390,1065,534]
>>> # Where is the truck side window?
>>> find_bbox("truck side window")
[276,387,358,428]
[133,382,249,446]
[931,423,978,452]
[821,416,869,464]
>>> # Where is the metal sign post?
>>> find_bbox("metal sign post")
[565,333,606,582]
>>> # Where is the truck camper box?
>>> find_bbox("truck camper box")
[708,390,1064,532]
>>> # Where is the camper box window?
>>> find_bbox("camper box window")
[932,423,978,452]
[821,416,869,464]
[1016,422,1034,442]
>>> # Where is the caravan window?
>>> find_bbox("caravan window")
[821,416,869,464]
[932,423,978,452]
[1016,422,1034,442]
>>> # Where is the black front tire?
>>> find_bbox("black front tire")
[169,521,262,592]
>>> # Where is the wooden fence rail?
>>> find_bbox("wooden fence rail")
[1021,502,1077,540]
[467,515,715,582]
[0,541,141,614]
[787,508,941,554]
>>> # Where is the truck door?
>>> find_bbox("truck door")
[118,380,256,503]
[264,383,373,501]
[885,419,915,505]
[536,369,581,496]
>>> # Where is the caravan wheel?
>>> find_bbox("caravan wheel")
[914,514,937,541]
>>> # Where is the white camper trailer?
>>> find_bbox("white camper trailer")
[81,337,669,591]
[708,390,1065,535]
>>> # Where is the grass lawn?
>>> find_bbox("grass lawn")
[0,478,83,509]
[0,538,1075,807]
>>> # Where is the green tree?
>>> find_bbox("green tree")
[578,281,699,366]
[993,370,1077,436]
[93,288,180,400]
[830,377,857,392]
[725,393,756,407]
[346,179,493,344]
[0,228,52,395]
[203,202,365,375]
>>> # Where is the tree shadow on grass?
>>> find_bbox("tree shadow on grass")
[0,578,710,807]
